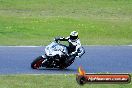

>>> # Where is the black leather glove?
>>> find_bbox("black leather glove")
[54,37,60,42]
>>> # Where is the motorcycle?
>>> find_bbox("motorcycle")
[31,41,85,69]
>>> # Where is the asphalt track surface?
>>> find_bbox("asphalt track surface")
[0,46,132,74]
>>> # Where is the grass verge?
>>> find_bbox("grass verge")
[0,0,132,45]
[0,74,131,88]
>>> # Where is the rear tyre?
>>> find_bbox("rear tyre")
[31,56,45,69]
[59,65,67,69]
[63,56,75,68]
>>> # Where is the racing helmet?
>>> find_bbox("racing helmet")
[70,31,78,40]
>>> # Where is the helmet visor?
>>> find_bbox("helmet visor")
[70,35,78,40]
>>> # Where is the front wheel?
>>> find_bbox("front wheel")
[31,56,45,69]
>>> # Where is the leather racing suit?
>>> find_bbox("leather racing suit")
[54,37,85,57]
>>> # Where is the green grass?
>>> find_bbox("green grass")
[0,74,131,88]
[0,0,132,45]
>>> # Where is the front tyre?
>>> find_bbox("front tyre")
[31,56,45,69]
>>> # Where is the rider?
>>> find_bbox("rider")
[54,31,85,58]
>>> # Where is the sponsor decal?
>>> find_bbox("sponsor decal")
[76,66,131,85]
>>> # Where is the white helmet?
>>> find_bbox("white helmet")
[70,31,78,40]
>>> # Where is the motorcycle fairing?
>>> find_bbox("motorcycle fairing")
[45,42,68,56]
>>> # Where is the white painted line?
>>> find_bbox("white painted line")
[0,45,132,47]
[83,45,132,47]
[0,46,43,47]
[24,73,95,75]
[128,45,132,46]
[0,74,75,76]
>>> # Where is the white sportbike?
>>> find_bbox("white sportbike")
[31,41,85,69]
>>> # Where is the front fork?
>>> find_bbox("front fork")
[41,55,48,64]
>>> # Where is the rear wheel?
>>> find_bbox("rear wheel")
[31,56,45,69]
[59,65,67,69]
